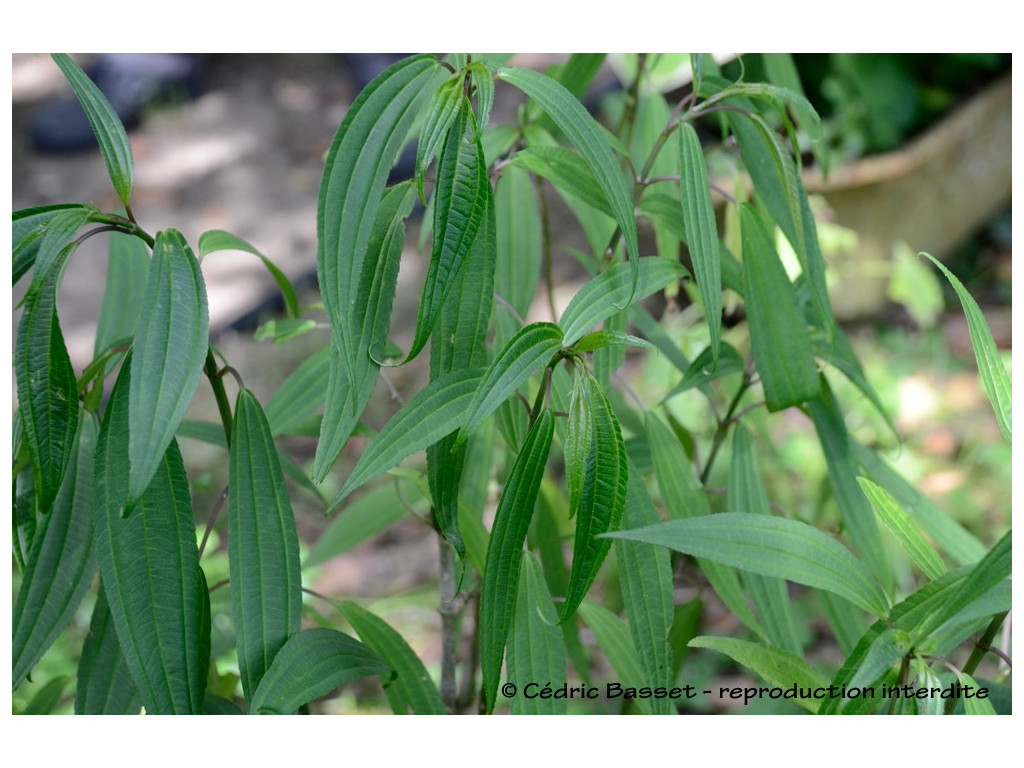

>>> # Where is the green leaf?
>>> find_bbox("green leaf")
[128,229,209,506]
[577,601,652,715]
[51,54,134,206]
[496,65,639,288]
[19,676,71,715]
[921,252,1011,444]
[454,323,563,449]
[509,145,613,217]
[12,203,93,286]
[960,673,997,715]
[846,627,912,690]
[728,425,803,655]
[415,74,463,202]
[688,636,830,714]
[94,360,208,714]
[15,268,79,515]
[13,412,97,689]
[339,601,446,714]
[203,694,245,715]
[614,459,675,714]
[571,330,654,355]
[328,368,485,513]
[812,327,897,438]
[678,122,722,361]
[661,342,744,402]
[254,318,318,343]
[507,552,568,715]
[95,231,150,357]
[264,353,329,439]
[468,61,495,132]
[561,372,628,621]
[249,628,389,714]
[229,390,304,704]
[481,409,554,713]
[740,204,820,410]
[560,258,687,347]
[198,229,301,319]
[75,587,142,714]
[495,165,541,319]
[606,513,890,617]
[858,477,946,580]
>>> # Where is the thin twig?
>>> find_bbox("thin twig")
[198,484,229,559]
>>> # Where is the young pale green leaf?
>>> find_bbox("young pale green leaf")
[614,460,674,714]
[15,270,79,515]
[561,373,628,622]
[606,513,890,617]
[689,636,830,714]
[328,368,485,513]
[12,203,94,286]
[481,409,554,714]
[95,361,208,714]
[858,477,946,580]
[576,601,652,715]
[249,628,389,714]
[13,413,97,690]
[852,442,985,566]
[339,601,446,714]
[229,390,304,704]
[678,122,722,362]
[570,330,654,355]
[402,98,487,365]
[94,232,150,357]
[740,204,820,411]
[52,54,134,206]
[560,258,687,347]
[507,552,569,715]
[198,229,301,319]
[497,65,639,293]
[468,61,495,131]
[921,252,1011,444]
[415,74,463,202]
[254,318,317,343]
[728,425,803,655]
[75,587,142,714]
[454,323,563,449]
[960,673,997,715]
[509,145,614,217]
[808,380,891,590]
[128,229,209,507]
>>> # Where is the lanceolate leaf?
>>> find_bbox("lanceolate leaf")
[662,342,744,402]
[52,54,135,206]
[249,628,389,714]
[15,269,78,515]
[921,251,1011,444]
[561,373,628,622]
[75,587,142,714]
[12,203,93,286]
[229,390,303,704]
[454,323,563,449]
[858,477,946,580]
[497,65,639,294]
[95,362,208,714]
[508,552,568,715]
[328,368,485,513]
[263,347,329,436]
[481,409,554,714]
[13,412,97,690]
[128,229,209,506]
[606,513,890,617]
[577,601,652,715]
[198,230,301,319]
[812,327,897,437]
[508,145,614,218]
[94,231,150,356]
[339,601,446,715]
[495,164,541,320]
[415,73,462,202]
[678,122,722,361]
[740,204,819,411]
[560,258,687,347]
[614,459,674,715]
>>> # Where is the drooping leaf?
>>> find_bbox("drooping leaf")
[678,122,722,361]
[454,323,563,449]
[13,412,97,689]
[249,628,389,714]
[19,676,71,715]
[559,258,687,347]
[812,326,897,438]
[75,586,142,714]
[606,513,890,617]
[561,372,628,622]
[94,231,150,357]
[921,251,1011,444]
[661,342,744,403]
[858,477,946,581]
[328,368,485,513]
[740,204,820,411]
[480,409,554,714]
[198,229,301,319]
[95,361,208,714]
[689,636,830,714]
[509,145,613,217]
[128,229,209,507]
[52,53,134,206]
[12,203,94,286]
[507,552,568,715]
[229,390,304,704]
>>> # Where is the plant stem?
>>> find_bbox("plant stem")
[700,371,751,485]
[204,348,234,448]
[438,535,460,713]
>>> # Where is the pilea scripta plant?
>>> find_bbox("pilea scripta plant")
[12,53,1010,715]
